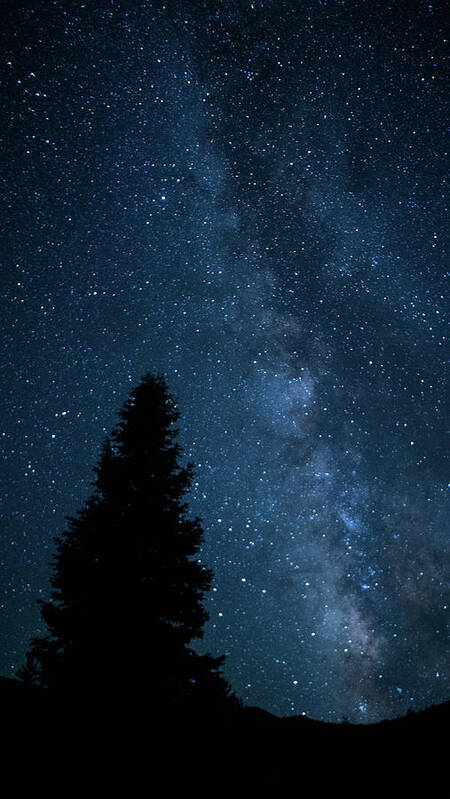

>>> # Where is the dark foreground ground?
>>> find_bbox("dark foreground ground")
[1,675,447,772]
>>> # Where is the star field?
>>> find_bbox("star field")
[1,0,448,722]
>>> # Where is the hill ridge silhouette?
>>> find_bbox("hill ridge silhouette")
[1,673,448,740]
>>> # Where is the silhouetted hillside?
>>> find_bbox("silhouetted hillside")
[2,673,448,749]
[278,700,450,744]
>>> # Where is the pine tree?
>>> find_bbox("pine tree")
[20,374,237,717]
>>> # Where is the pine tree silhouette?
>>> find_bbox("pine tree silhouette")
[20,374,238,719]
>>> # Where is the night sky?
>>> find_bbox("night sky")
[1,0,448,723]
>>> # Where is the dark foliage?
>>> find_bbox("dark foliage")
[19,374,238,716]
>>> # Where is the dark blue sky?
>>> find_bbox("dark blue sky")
[1,0,448,722]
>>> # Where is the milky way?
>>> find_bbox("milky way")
[1,1,448,722]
